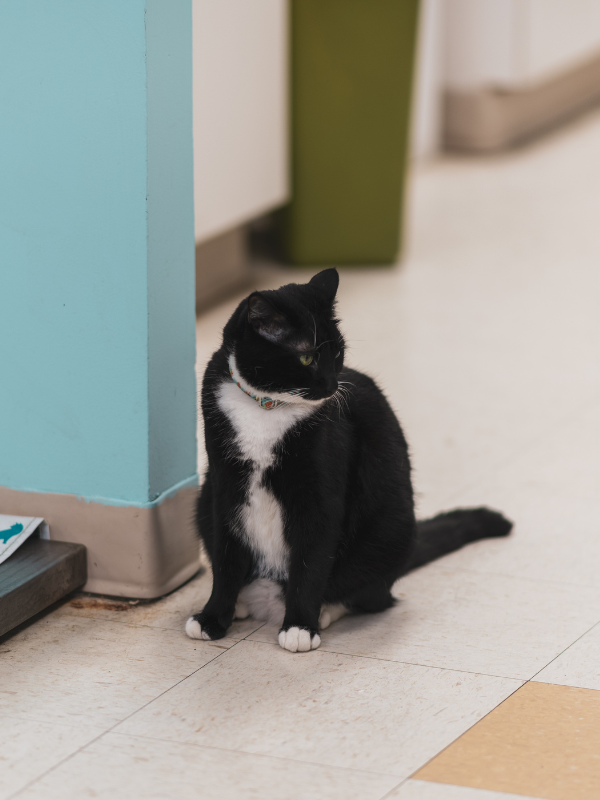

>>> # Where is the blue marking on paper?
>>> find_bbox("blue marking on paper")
[0,523,24,544]
[0,515,46,564]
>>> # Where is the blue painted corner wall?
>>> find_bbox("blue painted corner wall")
[0,1,197,506]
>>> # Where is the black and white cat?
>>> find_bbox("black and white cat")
[186,269,511,652]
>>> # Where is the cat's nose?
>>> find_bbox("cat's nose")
[324,377,338,396]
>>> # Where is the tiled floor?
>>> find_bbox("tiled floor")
[3,109,600,799]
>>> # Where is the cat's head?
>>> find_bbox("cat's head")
[225,269,345,405]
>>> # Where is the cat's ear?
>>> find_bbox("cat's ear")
[309,268,339,302]
[247,293,291,343]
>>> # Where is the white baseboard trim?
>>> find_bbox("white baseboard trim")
[444,50,600,153]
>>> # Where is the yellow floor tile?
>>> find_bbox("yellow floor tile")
[415,681,600,800]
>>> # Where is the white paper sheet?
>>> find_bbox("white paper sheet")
[0,514,47,566]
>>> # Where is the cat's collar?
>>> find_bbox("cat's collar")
[228,357,284,410]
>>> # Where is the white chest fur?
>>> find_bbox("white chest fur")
[216,377,315,578]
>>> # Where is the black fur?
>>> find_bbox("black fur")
[192,269,512,643]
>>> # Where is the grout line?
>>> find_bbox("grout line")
[241,621,266,639]
[379,777,409,800]
[8,639,244,800]
[529,618,600,684]
[319,650,525,683]
[105,729,402,782]
[238,635,526,682]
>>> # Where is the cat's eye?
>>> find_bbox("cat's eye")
[299,354,313,366]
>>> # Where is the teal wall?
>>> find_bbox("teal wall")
[0,1,197,506]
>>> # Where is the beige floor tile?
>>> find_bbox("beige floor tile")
[388,780,541,799]
[536,621,600,690]
[0,614,231,728]
[415,681,600,800]
[18,732,399,800]
[56,568,263,641]
[249,568,600,680]
[0,716,102,800]
[116,640,520,779]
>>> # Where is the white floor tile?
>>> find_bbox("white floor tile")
[116,640,520,779]
[535,621,600,690]
[420,490,600,590]
[387,779,541,800]
[423,400,600,588]
[250,568,600,680]
[396,111,600,514]
[18,732,399,800]
[0,716,102,800]
[0,614,230,728]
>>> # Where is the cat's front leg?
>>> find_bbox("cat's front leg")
[279,535,337,653]
[186,530,251,642]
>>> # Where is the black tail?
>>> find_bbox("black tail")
[404,507,513,574]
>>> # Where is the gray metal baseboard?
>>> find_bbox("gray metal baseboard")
[0,537,87,638]
[0,483,199,599]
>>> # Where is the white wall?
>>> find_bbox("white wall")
[525,0,600,82]
[444,0,600,90]
[444,0,519,90]
[411,0,445,160]
[192,0,289,244]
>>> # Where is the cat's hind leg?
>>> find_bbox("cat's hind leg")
[345,581,396,614]
[319,603,348,630]
[318,584,393,630]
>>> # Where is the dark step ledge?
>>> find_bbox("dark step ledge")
[0,536,87,638]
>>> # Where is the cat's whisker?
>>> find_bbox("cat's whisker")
[316,338,336,350]
[328,389,346,418]
[334,389,349,415]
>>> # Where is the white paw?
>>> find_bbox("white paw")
[185,617,212,640]
[234,600,250,620]
[278,627,321,653]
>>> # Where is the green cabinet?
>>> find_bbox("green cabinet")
[282,0,419,265]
